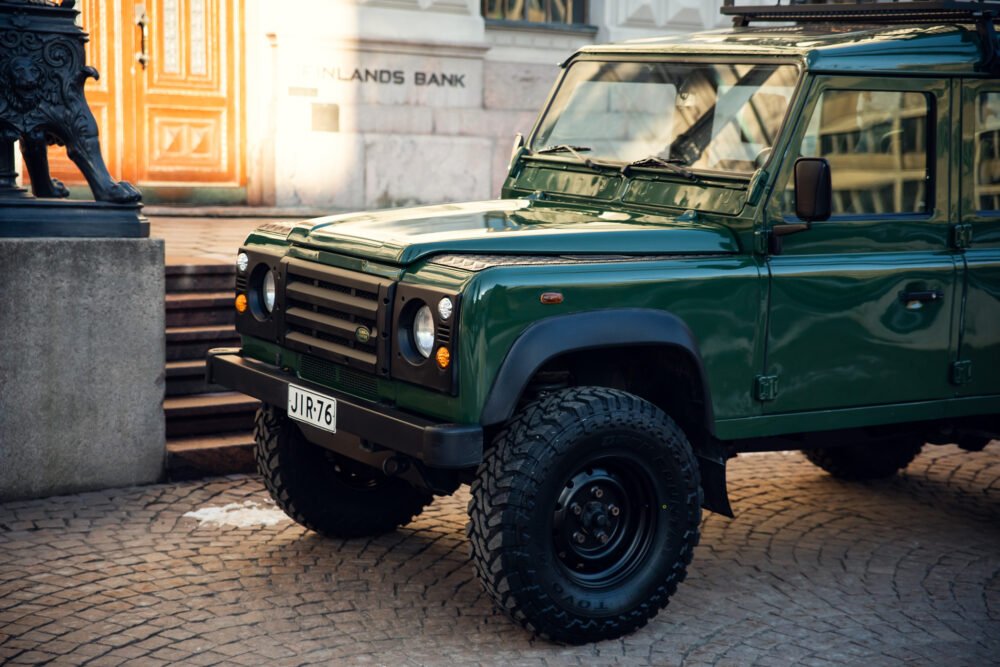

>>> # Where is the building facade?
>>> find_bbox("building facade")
[44,0,745,209]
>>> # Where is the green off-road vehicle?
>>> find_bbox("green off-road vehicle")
[208,1,1000,643]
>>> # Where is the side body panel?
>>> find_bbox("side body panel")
[959,78,1000,397]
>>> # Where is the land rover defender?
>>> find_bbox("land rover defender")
[208,1,1000,643]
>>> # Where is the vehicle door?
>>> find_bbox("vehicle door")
[762,76,959,414]
[957,80,1000,397]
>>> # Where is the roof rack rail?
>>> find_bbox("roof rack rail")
[722,1,1000,73]
[722,1,1000,27]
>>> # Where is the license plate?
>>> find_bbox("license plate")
[287,384,337,433]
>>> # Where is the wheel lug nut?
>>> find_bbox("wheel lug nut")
[573,531,586,544]
[591,486,603,498]
[609,505,620,517]
[596,531,609,544]
[571,503,582,516]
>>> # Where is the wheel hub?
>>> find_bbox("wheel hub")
[552,463,655,585]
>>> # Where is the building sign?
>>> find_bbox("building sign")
[297,65,467,88]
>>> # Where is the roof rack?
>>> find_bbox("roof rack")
[722,1,1000,73]
[722,1,1000,27]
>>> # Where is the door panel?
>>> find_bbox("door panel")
[767,253,956,412]
[138,0,242,185]
[764,76,958,414]
[958,81,1000,397]
[42,0,243,190]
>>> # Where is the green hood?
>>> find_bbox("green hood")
[284,199,739,266]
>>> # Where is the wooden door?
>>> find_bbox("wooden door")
[46,0,244,195]
[134,0,243,187]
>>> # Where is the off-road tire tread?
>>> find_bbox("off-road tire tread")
[803,440,923,481]
[466,386,702,644]
[255,405,432,538]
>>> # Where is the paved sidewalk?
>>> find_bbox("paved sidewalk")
[149,217,291,265]
[1,446,998,666]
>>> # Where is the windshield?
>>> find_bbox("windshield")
[531,61,799,174]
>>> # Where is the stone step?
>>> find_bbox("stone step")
[165,359,231,397]
[165,261,236,293]
[164,391,259,438]
[166,324,239,361]
[166,431,257,480]
[165,291,235,327]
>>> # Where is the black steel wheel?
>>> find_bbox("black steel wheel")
[552,456,658,589]
[255,405,432,538]
[467,387,702,644]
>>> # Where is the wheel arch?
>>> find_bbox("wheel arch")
[479,308,732,517]
[480,308,714,431]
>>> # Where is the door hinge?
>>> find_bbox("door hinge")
[951,360,973,385]
[754,375,779,401]
[952,223,973,249]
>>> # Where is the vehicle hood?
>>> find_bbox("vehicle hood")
[284,199,739,266]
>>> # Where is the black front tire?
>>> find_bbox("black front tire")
[467,387,702,644]
[255,405,432,538]
[803,439,923,480]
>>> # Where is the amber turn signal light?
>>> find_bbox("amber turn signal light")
[540,292,564,304]
[235,293,248,313]
[435,347,451,369]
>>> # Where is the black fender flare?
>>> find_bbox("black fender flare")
[479,308,714,431]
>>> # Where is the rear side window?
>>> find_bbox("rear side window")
[793,89,931,216]
[975,92,1000,212]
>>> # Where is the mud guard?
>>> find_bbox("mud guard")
[696,440,734,517]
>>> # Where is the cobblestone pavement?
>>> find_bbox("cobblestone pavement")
[2,445,998,666]
[149,217,285,264]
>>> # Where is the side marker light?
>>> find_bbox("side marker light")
[435,347,451,369]
[235,293,248,313]
[540,292,564,305]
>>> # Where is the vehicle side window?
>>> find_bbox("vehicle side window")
[974,92,1000,212]
[788,89,931,216]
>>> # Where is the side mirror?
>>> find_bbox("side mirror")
[794,157,832,222]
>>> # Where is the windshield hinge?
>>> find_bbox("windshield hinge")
[754,375,779,402]
[951,360,973,386]
[746,168,769,206]
[952,223,973,249]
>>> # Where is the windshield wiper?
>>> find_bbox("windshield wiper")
[533,144,598,169]
[622,155,698,182]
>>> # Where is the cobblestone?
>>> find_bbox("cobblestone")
[1,445,998,666]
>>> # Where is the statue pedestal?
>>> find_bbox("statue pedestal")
[0,199,148,237]
[0,236,165,500]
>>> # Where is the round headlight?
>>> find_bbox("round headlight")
[437,297,453,321]
[262,270,276,313]
[413,305,435,358]
[236,252,249,273]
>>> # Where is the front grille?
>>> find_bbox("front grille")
[282,258,393,374]
[299,354,379,402]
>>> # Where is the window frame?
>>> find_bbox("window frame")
[482,0,588,27]
[768,75,948,226]
[962,81,1000,221]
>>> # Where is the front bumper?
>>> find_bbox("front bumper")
[206,349,483,469]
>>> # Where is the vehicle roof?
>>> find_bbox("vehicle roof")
[575,23,988,75]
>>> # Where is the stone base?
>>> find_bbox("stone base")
[0,199,148,238]
[0,237,165,501]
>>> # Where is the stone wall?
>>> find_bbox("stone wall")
[0,239,165,501]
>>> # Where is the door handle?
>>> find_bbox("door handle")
[899,289,944,310]
[135,4,149,69]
